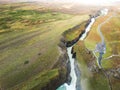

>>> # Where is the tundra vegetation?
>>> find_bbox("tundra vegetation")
[84,11,120,90]
[101,13,120,90]
[0,2,89,90]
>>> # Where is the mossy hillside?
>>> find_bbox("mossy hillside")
[0,3,73,44]
[0,6,73,32]
[64,21,88,41]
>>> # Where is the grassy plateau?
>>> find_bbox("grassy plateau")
[0,2,89,90]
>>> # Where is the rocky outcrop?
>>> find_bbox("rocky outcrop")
[65,30,85,47]
[106,68,120,79]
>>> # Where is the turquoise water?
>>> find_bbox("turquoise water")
[57,84,66,90]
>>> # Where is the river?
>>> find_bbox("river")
[95,9,109,68]
[57,17,95,90]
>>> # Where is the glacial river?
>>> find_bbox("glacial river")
[57,18,95,90]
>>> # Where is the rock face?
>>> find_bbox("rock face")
[41,37,71,90]
[66,31,84,47]
[106,68,120,79]
[64,19,93,47]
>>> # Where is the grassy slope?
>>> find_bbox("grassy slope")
[100,13,120,90]
[84,13,112,50]
[0,3,89,90]
[84,11,120,90]
[101,15,120,68]
[74,41,109,90]
[64,22,87,41]
[10,69,59,90]
[84,11,120,69]
[84,12,113,66]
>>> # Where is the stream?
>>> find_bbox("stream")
[95,9,109,68]
[57,18,95,90]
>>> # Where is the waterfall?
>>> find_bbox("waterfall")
[57,17,95,90]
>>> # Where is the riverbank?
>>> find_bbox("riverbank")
[84,10,120,90]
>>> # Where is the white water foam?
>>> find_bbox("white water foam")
[80,18,95,40]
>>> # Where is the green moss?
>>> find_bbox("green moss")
[102,60,113,69]
[0,7,73,31]
[10,69,59,90]
[64,22,87,41]
[89,72,109,90]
